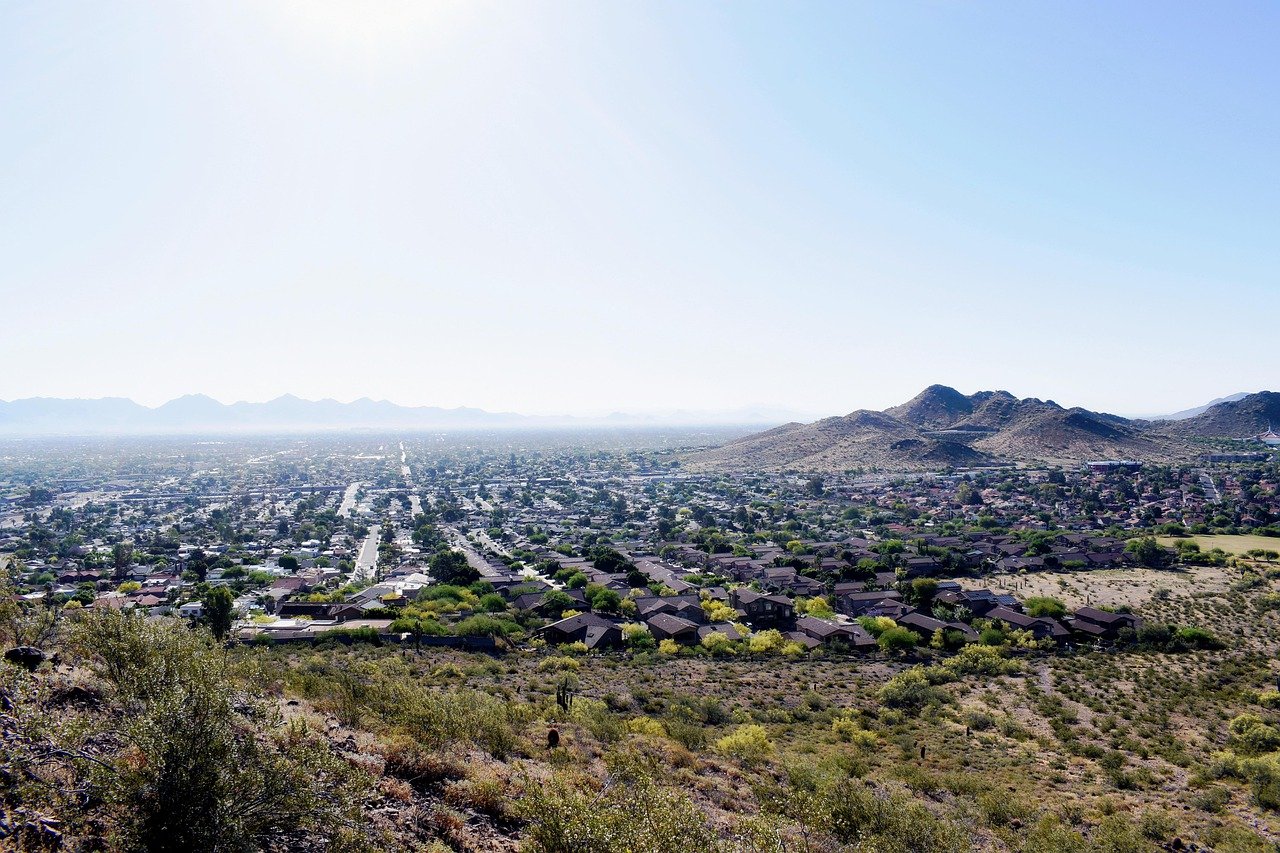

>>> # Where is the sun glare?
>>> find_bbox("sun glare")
[263,0,472,67]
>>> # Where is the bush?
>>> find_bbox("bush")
[519,758,720,852]
[832,717,878,750]
[943,644,1020,676]
[822,777,969,852]
[715,724,774,766]
[1024,596,1067,618]
[748,629,786,654]
[71,612,369,851]
[1229,714,1280,755]
[877,626,919,654]
[536,655,580,673]
[877,668,948,713]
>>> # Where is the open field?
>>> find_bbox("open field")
[959,565,1238,611]
[1158,534,1280,557]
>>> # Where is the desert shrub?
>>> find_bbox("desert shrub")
[858,616,897,637]
[715,724,774,766]
[395,685,528,758]
[537,655,580,673]
[519,757,720,852]
[570,698,623,744]
[71,611,369,852]
[877,667,948,714]
[877,626,919,654]
[378,738,466,788]
[1025,816,1089,853]
[822,778,969,852]
[979,627,1007,646]
[623,623,656,649]
[664,718,707,751]
[748,629,786,654]
[831,717,878,751]
[1091,813,1149,853]
[701,631,736,655]
[965,709,995,731]
[942,643,1020,676]
[626,716,668,738]
[1025,596,1067,618]
[1137,808,1175,841]
[978,791,1032,827]
[1228,714,1280,755]
[1191,784,1231,813]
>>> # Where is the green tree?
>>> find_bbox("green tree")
[1024,596,1067,618]
[877,626,919,654]
[203,587,235,641]
[430,549,480,586]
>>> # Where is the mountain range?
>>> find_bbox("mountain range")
[687,385,1280,472]
[0,394,807,435]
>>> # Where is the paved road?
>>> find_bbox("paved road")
[338,483,361,518]
[352,525,380,584]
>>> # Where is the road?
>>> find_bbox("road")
[352,525,380,584]
[337,483,361,518]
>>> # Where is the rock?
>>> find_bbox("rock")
[3,647,45,672]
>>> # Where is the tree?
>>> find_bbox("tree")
[277,554,299,573]
[1125,536,1169,569]
[539,590,576,615]
[877,626,919,654]
[1024,596,1066,618]
[429,549,479,586]
[910,578,938,609]
[112,542,134,581]
[203,587,235,641]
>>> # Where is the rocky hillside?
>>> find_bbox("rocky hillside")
[1163,391,1280,439]
[687,385,1203,472]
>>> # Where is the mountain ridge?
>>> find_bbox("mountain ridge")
[688,386,1280,471]
[0,395,801,435]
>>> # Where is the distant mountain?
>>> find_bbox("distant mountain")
[0,395,795,435]
[1156,392,1252,422]
[688,385,1208,472]
[1164,391,1280,439]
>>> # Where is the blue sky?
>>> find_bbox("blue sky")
[2,1,1276,418]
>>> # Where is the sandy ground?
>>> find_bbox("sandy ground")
[1157,533,1280,556]
[956,565,1236,610]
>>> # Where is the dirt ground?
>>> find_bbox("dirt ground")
[955,565,1236,610]
[1157,533,1280,556]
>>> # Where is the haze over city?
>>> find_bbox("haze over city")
[4,1,1278,418]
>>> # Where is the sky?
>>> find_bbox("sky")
[2,1,1277,419]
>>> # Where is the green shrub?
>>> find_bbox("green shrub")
[715,724,774,766]
[877,667,948,713]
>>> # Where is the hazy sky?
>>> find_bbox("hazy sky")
[2,1,1277,418]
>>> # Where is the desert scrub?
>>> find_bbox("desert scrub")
[715,723,775,766]
[67,611,374,852]
[519,750,721,852]
[877,667,950,714]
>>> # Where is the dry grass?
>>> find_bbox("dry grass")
[1157,533,1280,556]
[958,565,1236,610]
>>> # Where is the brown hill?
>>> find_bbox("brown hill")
[971,407,1173,465]
[1164,391,1280,439]
[886,384,975,429]
[688,408,996,471]
[686,385,1204,472]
